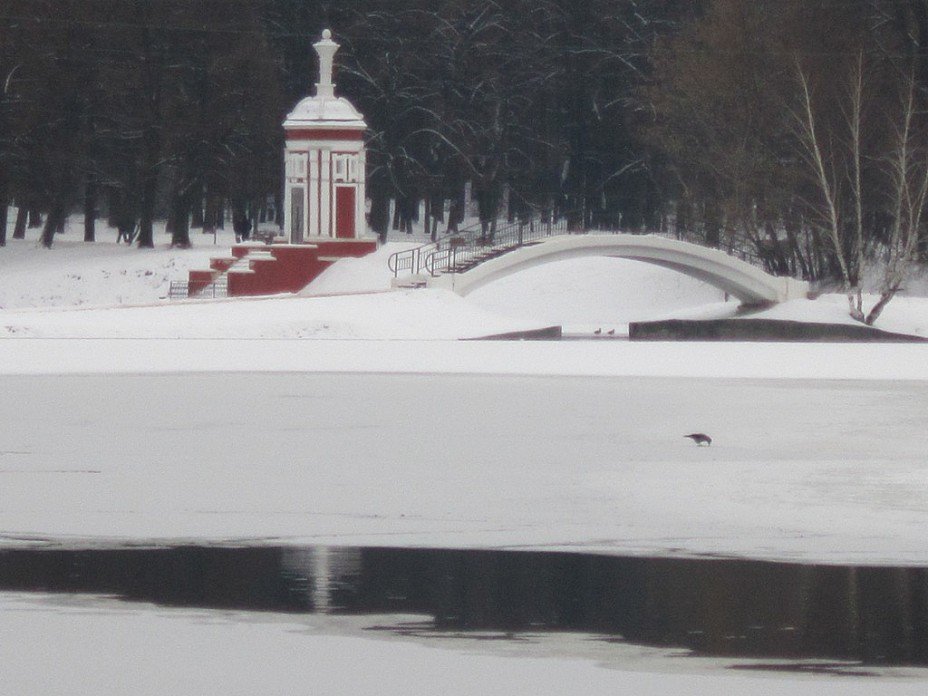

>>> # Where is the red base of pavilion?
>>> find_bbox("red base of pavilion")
[186,239,377,298]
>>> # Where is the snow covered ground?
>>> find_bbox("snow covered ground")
[4,222,928,693]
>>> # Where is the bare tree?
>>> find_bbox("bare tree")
[866,75,928,324]
[793,61,866,321]
[795,64,864,321]
[795,54,928,325]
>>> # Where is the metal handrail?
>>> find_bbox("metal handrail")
[387,215,511,278]
[387,242,437,277]
[422,211,572,277]
[168,279,229,299]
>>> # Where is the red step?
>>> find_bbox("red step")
[188,240,379,298]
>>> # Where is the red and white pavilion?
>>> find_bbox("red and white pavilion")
[283,29,367,243]
[183,29,375,298]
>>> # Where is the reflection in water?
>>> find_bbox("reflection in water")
[0,545,926,666]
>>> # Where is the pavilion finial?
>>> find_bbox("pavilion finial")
[314,29,339,99]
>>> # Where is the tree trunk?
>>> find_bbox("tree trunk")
[139,195,155,249]
[13,206,27,239]
[396,196,415,234]
[424,197,433,240]
[169,190,191,248]
[107,188,119,228]
[704,200,721,248]
[476,187,499,239]
[118,217,136,244]
[231,198,250,242]
[190,191,205,229]
[447,184,465,234]
[391,198,402,231]
[28,207,42,228]
[429,191,443,241]
[0,182,8,247]
[40,202,66,249]
[137,155,157,248]
[109,186,137,243]
[137,122,159,247]
[784,209,810,280]
[910,0,928,87]
[369,190,390,243]
[203,193,218,234]
[83,178,97,243]
[864,288,899,326]
[136,21,163,250]
[203,196,226,231]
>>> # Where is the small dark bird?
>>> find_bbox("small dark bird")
[607,328,615,335]
[684,433,712,446]
[594,328,602,335]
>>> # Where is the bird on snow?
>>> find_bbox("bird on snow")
[594,328,602,335]
[684,433,712,446]
[607,328,615,335]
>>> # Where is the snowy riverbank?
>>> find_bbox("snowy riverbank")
[5,225,928,694]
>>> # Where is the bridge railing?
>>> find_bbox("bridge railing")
[388,209,583,279]
[423,212,574,276]
[387,216,492,278]
[387,242,436,277]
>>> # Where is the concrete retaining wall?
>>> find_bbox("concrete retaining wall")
[629,319,927,343]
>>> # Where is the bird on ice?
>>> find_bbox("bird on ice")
[684,433,712,446]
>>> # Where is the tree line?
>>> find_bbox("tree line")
[3,0,928,322]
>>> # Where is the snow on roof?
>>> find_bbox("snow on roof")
[284,94,365,129]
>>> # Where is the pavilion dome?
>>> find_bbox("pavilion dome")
[284,95,365,129]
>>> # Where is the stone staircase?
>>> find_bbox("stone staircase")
[183,239,377,298]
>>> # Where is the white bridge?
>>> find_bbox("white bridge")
[426,233,809,305]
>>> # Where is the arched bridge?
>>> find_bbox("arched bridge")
[426,234,809,305]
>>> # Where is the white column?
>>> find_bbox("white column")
[308,148,319,236]
[357,148,367,237]
[283,149,293,242]
[303,156,310,240]
[320,148,332,237]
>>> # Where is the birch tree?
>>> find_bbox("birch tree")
[795,56,928,325]
[866,75,928,324]
[794,63,865,321]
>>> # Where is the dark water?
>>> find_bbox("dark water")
[1,545,926,667]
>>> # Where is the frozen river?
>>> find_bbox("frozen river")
[2,370,927,565]
[4,362,928,693]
